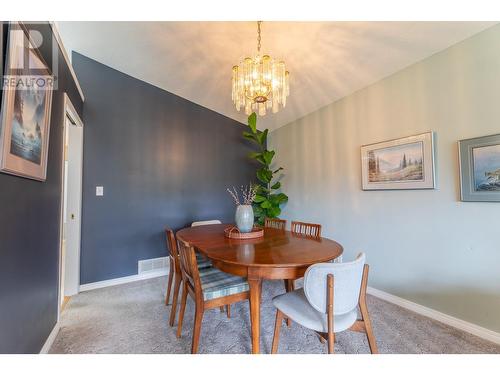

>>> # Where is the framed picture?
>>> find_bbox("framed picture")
[459,134,500,202]
[361,132,436,190]
[0,23,53,181]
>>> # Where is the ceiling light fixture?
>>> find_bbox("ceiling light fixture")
[231,21,290,116]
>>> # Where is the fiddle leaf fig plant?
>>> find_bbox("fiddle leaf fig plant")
[244,112,288,225]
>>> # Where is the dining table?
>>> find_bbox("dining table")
[175,223,344,354]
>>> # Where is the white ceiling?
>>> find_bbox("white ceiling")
[57,21,496,131]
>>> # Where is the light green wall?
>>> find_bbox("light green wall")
[269,24,500,333]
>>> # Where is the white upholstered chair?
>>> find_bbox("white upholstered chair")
[271,253,378,354]
[191,220,222,227]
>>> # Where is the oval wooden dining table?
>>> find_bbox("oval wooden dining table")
[176,223,343,354]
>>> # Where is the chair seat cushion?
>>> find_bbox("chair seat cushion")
[272,288,357,333]
[200,268,249,301]
[196,252,212,269]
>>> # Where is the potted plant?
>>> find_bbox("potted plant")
[243,113,288,225]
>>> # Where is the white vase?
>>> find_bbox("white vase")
[235,205,254,233]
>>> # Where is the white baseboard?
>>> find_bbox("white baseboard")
[40,322,60,354]
[80,268,169,292]
[367,286,500,345]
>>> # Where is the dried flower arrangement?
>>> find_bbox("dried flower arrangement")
[227,184,257,206]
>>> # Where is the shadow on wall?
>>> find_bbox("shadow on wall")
[390,288,500,332]
[269,23,500,334]
[73,52,257,285]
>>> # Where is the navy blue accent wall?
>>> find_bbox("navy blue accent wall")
[0,23,83,353]
[72,53,256,284]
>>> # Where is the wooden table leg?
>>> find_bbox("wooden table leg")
[248,276,262,354]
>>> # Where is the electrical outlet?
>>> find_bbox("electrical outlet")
[96,186,104,196]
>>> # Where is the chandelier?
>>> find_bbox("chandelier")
[231,21,290,116]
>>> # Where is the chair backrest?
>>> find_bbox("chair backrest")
[177,239,202,292]
[191,220,222,227]
[304,253,365,315]
[264,217,287,230]
[164,227,178,258]
[291,221,322,238]
[165,228,180,273]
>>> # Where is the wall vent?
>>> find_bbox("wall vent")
[138,256,168,275]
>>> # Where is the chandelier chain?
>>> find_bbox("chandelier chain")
[257,21,262,53]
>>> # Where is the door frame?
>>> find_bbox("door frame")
[57,93,84,320]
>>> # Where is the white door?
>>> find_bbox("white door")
[62,113,83,297]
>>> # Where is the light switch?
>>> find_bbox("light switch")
[96,186,104,196]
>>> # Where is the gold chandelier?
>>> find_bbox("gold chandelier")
[232,21,290,116]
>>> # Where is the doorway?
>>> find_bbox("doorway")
[59,93,84,313]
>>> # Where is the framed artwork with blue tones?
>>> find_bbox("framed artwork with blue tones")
[459,134,500,202]
[361,132,436,190]
[0,23,53,181]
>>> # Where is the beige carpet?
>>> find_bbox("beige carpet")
[50,276,500,354]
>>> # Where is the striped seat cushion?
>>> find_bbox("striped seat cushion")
[199,267,249,301]
[196,252,212,269]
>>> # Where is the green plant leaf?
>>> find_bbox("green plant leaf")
[258,129,268,145]
[256,185,269,194]
[271,181,281,190]
[276,193,288,204]
[248,152,265,165]
[260,200,272,209]
[267,206,281,218]
[267,194,279,205]
[253,204,264,215]
[243,131,259,143]
[262,150,275,165]
[256,170,267,184]
[248,151,260,158]
[256,168,272,184]
[253,194,266,203]
[248,112,257,134]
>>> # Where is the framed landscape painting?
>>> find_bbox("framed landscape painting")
[459,134,500,202]
[0,23,53,181]
[361,132,436,190]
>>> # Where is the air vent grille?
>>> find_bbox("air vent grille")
[138,256,168,275]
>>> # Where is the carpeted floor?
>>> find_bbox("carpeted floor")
[50,276,500,354]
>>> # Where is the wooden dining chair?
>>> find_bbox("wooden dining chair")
[264,217,287,230]
[176,239,250,354]
[271,253,377,354]
[190,219,231,316]
[164,228,212,327]
[291,220,322,237]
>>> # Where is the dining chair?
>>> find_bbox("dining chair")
[191,219,222,226]
[164,228,212,327]
[190,219,232,315]
[285,221,323,309]
[290,221,341,263]
[176,238,250,354]
[271,253,378,354]
[264,217,287,230]
[291,220,322,237]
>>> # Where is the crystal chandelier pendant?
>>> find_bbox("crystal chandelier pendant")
[232,21,290,116]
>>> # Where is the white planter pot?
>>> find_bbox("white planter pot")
[235,205,254,233]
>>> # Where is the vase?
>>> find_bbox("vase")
[235,204,254,233]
